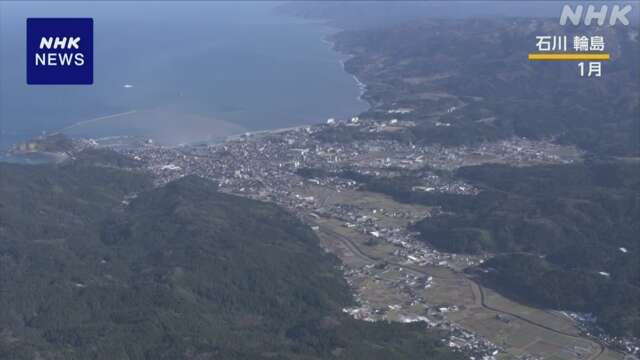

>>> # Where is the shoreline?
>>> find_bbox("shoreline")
[4,12,370,151]
[321,34,369,105]
[277,3,369,107]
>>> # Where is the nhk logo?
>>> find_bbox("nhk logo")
[560,4,633,26]
[27,18,93,84]
[36,37,85,66]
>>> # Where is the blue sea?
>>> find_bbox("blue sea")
[0,1,368,147]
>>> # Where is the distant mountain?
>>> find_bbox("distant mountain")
[0,152,462,360]
[277,1,567,30]
[328,18,639,156]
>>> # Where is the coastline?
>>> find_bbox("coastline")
[275,2,369,108]
[3,7,369,151]
[320,33,369,106]
[2,9,370,151]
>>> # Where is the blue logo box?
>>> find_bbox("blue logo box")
[27,18,93,85]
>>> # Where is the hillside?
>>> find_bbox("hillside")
[330,18,639,156]
[0,154,462,359]
[293,13,640,339]
[333,160,640,337]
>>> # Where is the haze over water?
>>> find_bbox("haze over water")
[0,1,368,147]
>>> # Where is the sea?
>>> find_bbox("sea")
[0,1,368,148]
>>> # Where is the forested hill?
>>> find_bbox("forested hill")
[330,18,640,156]
[0,154,462,360]
[297,12,640,338]
[418,161,640,337]
[340,160,640,338]
[312,158,639,338]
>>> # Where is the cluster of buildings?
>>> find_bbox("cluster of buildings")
[118,121,580,199]
[99,118,594,359]
[322,117,582,171]
[563,312,640,357]
[318,200,484,270]
[341,263,502,359]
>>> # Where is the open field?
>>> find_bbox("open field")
[308,186,624,360]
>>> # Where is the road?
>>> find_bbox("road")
[317,221,606,360]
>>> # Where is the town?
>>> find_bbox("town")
[13,115,635,359]
[85,116,618,360]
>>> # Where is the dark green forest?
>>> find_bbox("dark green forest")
[478,254,640,338]
[330,19,639,157]
[0,154,462,360]
[329,161,640,337]
[311,16,640,338]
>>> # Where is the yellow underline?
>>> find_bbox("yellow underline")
[528,53,610,61]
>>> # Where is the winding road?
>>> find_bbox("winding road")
[317,222,606,360]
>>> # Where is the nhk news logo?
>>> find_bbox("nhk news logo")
[27,18,93,85]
